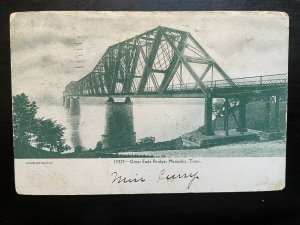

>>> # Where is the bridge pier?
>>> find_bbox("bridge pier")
[264,95,280,132]
[236,96,247,133]
[69,97,80,115]
[264,95,270,131]
[102,97,136,148]
[202,96,214,136]
[275,95,280,132]
[224,99,229,136]
[64,97,71,109]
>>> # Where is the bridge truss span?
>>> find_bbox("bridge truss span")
[64,26,236,98]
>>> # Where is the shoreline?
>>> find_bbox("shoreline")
[14,139,286,158]
[117,140,286,158]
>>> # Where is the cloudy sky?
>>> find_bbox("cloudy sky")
[10,11,288,103]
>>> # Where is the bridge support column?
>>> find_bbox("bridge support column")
[275,95,280,132]
[203,96,214,136]
[102,97,136,148]
[69,97,80,115]
[224,99,229,136]
[64,97,71,109]
[264,95,270,131]
[236,96,247,133]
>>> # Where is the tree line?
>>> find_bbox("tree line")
[13,93,70,152]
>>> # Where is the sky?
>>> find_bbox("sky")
[10,11,289,104]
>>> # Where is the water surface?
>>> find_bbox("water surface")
[36,98,205,151]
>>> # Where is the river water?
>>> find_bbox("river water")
[36,98,205,151]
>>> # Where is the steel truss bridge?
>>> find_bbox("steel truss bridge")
[64,26,288,136]
[64,26,287,98]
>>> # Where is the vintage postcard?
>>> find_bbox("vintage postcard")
[11,11,288,195]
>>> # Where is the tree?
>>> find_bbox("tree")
[13,93,70,153]
[211,98,240,129]
[75,145,83,153]
[95,141,103,151]
[212,99,225,119]
[35,118,70,152]
[13,93,38,146]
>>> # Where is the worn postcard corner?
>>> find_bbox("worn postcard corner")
[11,11,288,195]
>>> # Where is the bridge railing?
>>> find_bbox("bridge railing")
[87,73,288,95]
[142,83,196,92]
[164,73,288,92]
[203,73,288,89]
[166,83,195,91]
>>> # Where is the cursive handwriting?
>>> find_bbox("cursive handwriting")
[111,170,200,189]
[111,172,146,184]
[159,169,199,189]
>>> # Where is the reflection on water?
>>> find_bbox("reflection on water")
[36,99,204,151]
[66,115,82,150]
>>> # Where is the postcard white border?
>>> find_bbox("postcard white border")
[15,157,285,195]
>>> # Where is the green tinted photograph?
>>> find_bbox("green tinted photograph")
[11,12,288,159]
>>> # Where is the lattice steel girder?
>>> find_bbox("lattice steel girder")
[124,45,139,93]
[92,72,100,94]
[185,57,212,63]
[137,29,163,94]
[187,33,210,58]
[109,28,157,49]
[64,26,237,97]
[185,33,235,86]
[103,50,114,93]
[159,27,209,95]
[158,32,188,94]
[110,45,123,94]
[98,72,106,94]
[194,64,212,89]
[93,66,103,94]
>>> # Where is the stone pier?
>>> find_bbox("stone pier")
[102,97,136,148]
[69,97,80,115]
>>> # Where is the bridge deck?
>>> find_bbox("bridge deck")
[65,73,287,98]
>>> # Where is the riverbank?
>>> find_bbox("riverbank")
[117,140,286,157]
[14,138,285,158]
[14,144,153,158]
